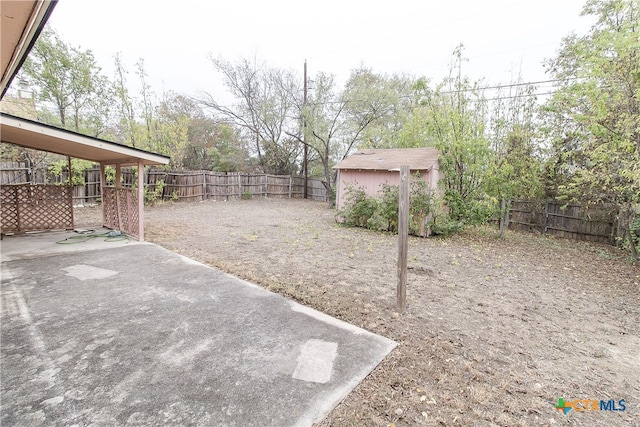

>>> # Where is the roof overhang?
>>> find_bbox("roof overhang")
[1,113,171,166]
[1,0,57,99]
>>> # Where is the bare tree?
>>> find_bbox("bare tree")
[198,57,302,174]
[290,68,399,204]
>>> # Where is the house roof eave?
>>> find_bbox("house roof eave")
[1,0,58,99]
[1,113,170,166]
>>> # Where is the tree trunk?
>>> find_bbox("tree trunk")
[622,203,639,261]
[24,151,33,183]
[418,210,426,237]
[322,181,335,208]
[321,160,336,208]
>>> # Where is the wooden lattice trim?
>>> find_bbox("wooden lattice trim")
[1,184,73,233]
[0,186,19,232]
[102,186,139,238]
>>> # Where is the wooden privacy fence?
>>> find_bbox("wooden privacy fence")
[0,161,45,184]
[147,170,327,202]
[0,162,101,205]
[509,200,618,244]
[0,162,328,204]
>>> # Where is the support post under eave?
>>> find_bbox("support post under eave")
[68,156,74,228]
[100,163,106,227]
[115,164,123,231]
[138,160,145,241]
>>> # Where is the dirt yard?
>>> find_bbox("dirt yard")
[74,198,639,426]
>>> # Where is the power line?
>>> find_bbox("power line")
[305,90,557,108]
[394,77,578,101]
[210,76,580,111]
[445,77,579,93]
[482,90,557,102]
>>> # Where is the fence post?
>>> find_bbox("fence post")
[201,171,206,201]
[162,171,168,200]
[83,167,88,205]
[288,176,293,198]
[543,200,549,234]
[615,206,623,246]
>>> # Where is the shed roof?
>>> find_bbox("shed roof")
[333,147,439,171]
[1,113,170,166]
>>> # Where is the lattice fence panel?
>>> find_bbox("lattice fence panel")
[102,187,139,238]
[1,184,73,233]
[102,187,118,230]
[1,186,19,232]
[124,190,139,237]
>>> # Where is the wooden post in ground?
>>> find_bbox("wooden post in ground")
[68,156,74,227]
[543,200,550,234]
[100,163,106,227]
[137,160,145,241]
[202,171,206,200]
[397,165,409,313]
[263,174,268,198]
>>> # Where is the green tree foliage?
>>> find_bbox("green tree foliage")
[19,27,113,135]
[543,0,640,259]
[345,70,412,149]
[47,158,94,186]
[485,80,543,237]
[422,46,494,224]
[182,119,249,172]
[394,78,439,149]
[152,92,250,170]
[489,126,543,237]
[149,91,192,166]
[113,52,143,147]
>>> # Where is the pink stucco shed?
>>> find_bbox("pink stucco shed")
[333,147,442,210]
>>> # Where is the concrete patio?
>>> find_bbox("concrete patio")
[0,230,396,426]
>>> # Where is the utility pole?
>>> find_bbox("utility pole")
[303,60,308,199]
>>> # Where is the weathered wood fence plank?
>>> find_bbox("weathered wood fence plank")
[509,200,617,244]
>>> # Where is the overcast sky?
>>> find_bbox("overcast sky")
[45,0,593,100]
